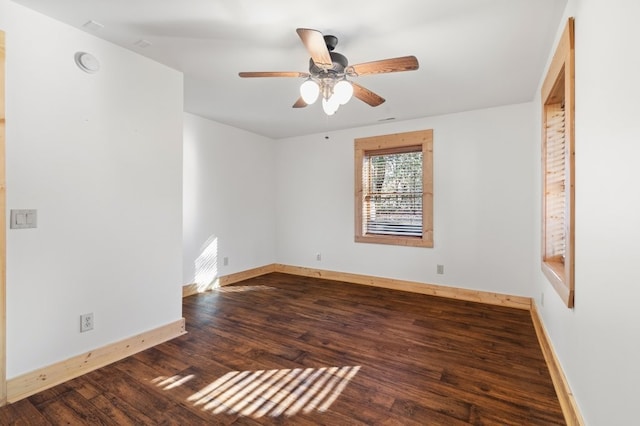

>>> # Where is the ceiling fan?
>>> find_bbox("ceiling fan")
[239,28,419,115]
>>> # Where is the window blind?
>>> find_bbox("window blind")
[544,103,566,262]
[362,149,423,237]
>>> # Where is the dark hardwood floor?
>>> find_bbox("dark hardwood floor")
[0,273,565,425]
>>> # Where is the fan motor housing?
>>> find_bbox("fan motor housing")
[309,51,348,75]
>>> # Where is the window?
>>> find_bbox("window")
[355,129,433,247]
[542,18,575,308]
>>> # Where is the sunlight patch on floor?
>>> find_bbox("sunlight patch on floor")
[156,366,360,418]
[152,374,196,390]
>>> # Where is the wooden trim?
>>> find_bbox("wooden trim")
[0,29,7,407]
[530,302,584,425]
[220,264,277,286]
[542,261,573,307]
[542,18,575,101]
[182,264,277,298]
[354,233,433,248]
[6,318,186,403]
[184,263,530,309]
[182,283,203,298]
[541,17,575,308]
[354,129,434,248]
[275,264,531,310]
[182,283,198,298]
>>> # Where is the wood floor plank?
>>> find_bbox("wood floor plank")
[0,398,50,425]
[35,389,113,425]
[87,392,156,426]
[0,272,565,425]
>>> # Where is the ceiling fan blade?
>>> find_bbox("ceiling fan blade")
[352,82,385,107]
[292,97,308,108]
[349,56,419,76]
[239,71,309,78]
[296,28,332,68]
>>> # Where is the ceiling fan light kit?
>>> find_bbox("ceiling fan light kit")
[302,77,353,115]
[239,28,419,116]
[300,79,320,104]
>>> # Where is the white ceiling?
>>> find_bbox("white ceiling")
[13,0,567,139]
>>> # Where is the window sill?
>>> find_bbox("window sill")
[542,260,574,308]
[355,234,433,248]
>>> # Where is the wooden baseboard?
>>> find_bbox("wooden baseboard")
[7,318,186,403]
[182,264,277,298]
[530,302,584,425]
[184,263,529,309]
[219,264,277,286]
[275,264,531,310]
[182,283,202,298]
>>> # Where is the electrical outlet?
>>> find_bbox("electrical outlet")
[436,264,444,274]
[316,253,322,261]
[80,313,94,332]
[223,257,229,266]
[541,292,545,307]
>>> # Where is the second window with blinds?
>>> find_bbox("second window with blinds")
[355,129,433,248]
[542,18,575,308]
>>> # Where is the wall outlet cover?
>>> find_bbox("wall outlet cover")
[80,313,94,332]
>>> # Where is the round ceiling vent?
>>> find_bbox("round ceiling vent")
[74,52,100,74]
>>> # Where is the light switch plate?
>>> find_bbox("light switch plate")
[10,209,37,229]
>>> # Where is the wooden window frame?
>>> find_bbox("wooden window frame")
[0,30,6,405]
[541,18,575,308]
[355,129,433,248]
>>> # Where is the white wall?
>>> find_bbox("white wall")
[534,0,640,424]
[182,113,276,286]
[2,2,184,378]
[276,103,536,297]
